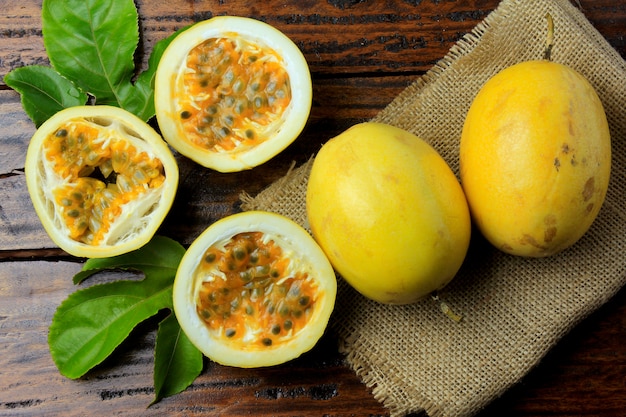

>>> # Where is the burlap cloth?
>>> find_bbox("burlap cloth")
[240,0,626,416]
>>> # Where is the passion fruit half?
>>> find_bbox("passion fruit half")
[155,16,312,172]
[25,105,179,258]
[173,211,336,368]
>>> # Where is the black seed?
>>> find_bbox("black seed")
[293,310,303,318]
[270,269,280,278]
[233,247,246,260]
[271,324,281,335]
[225,328,236,338]
[299,296,310,306]
[205,253,217,263]
[245,129,255,139]
[66,209,80,218]
[200,309,211,319]
[262,337,272,346]
[283,320,293,330]
[180,110,192,119]
[55,129,68,137]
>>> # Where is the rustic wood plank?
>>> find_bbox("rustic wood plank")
[0,0,492,81]
[0,261,388,416]
[0,90,33,174]
[2,0,624,85]
[0,173,55,252]
[0,0,46,84]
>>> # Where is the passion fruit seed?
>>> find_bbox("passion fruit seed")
[44,119,166,245]
[195,231,318,348]
[180,37,291,152]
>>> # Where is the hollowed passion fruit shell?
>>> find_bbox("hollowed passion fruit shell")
[173,211,336,368]
[155,16,312,172]
[25,105,179,258]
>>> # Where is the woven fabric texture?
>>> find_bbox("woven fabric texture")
[240,0,626,416]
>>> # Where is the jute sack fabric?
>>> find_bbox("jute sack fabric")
[240,0,626,416]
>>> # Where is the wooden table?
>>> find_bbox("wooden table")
[1,1,624,416]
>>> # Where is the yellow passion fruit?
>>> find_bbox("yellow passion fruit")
[173,211,336,368]
[460,60,611,257]
[155,16,312,172]
[306,122,471,305]
[25,105,178,258]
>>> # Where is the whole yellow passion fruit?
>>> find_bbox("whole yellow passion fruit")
[155,16,312,172]
[173,211,336,368]
[306,122,471,305]
[459,60,611,257]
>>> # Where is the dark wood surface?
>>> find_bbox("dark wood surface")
[1,1,625,416]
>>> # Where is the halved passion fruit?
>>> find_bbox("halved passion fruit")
[25,105,179,258]
[173,211,336,368]
[154,16,312,172]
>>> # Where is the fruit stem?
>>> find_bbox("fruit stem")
[544,13,555,61]
[431,292,463,322]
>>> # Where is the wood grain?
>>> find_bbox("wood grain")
[0,261,388,416]
[1,0,624,84]
[1,0,624,416]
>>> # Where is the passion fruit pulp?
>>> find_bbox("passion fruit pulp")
[173,211,336,368]
[25,105,178,258]
[155,16,312,172]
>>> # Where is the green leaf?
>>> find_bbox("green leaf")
[73,236,185,284]
[4,65,88,127]
[50,236,186,379]
[152,313,203,405]
[8,1,193,126]
[132,24,193,121]
[41,0,141,112]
